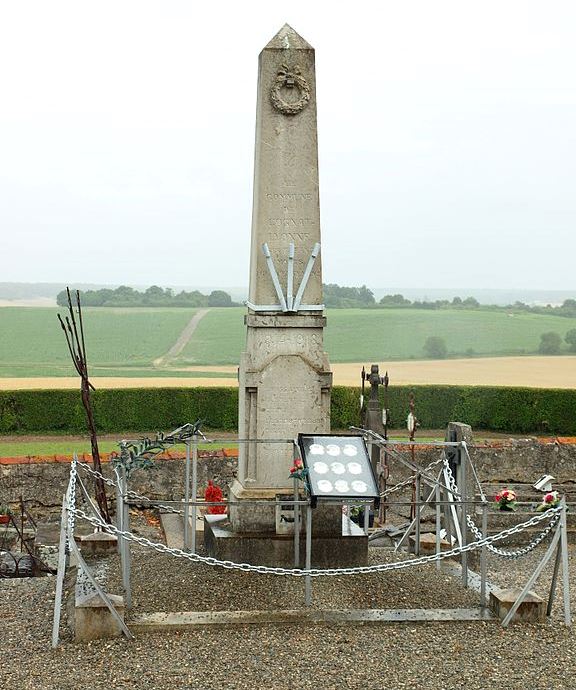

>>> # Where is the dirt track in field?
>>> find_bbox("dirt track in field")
[1,355,576,390]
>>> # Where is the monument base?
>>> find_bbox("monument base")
[228,480,342,535]
[204,514,368,569]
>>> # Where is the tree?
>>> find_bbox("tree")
[58,288,110,523]
[462,296,479,308]
[565,329,576,352]
[380,293,411,306]
[208,290,233,307]
[539,331,562,355]
[423,336,448,359]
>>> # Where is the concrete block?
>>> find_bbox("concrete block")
[74,592,126,642]
[408,532,453,555]
[489,587,545,623]
[77,531,118,556]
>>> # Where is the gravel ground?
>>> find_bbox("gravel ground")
[1,513,575,690]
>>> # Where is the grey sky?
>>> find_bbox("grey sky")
[1,1,574,290]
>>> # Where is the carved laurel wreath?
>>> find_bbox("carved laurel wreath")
[270,64,310,115]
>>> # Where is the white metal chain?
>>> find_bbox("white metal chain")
[66,457,78,537]
[442,455,559,559]
[69,504,561,578]
[77,462,183,515]
[466,512,560,559]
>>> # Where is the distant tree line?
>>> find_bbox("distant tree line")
[56,285,239,308]
[323,286,576,317]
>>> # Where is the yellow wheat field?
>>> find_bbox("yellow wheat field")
[1,356,575,390]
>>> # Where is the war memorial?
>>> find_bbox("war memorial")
[1,26,573,686]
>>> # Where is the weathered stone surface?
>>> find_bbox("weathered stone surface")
[232,24,333,539]
[247,24,322,309]
[73,592,126,642]
[489,587,545,623]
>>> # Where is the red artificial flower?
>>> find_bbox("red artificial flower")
[495,494,501,502]
[294,458,303,468]
[204,479,226,515]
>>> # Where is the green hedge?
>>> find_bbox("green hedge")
[1,385,575,435]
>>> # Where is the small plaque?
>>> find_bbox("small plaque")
[297,434,379,502]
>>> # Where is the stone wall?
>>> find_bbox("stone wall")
[1,440,575,509]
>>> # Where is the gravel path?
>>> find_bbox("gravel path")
[1,514,575,690]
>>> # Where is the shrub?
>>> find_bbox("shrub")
[423,336,448,359]
[539,332,562,355]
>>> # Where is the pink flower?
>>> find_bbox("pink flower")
[495,494,501,502]
[294,458,303,468]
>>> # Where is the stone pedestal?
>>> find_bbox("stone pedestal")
[205,514,367,568]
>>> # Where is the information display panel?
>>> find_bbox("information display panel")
[297,434,379,501]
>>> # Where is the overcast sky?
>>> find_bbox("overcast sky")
[0,1,574,290]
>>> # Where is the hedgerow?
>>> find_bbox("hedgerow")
[0,386,574,435]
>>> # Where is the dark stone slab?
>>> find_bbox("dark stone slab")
[204,514,368,568]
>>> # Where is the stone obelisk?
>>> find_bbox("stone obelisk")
[229,24,332,532]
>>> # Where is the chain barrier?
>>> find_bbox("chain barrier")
[69,503,561,578]
[466,512,560,559]
[442,455,560,559]
[78,462,184,515]
[66,457,78,538]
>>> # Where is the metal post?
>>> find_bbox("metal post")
[51,495,69,648]
[547,538,563,617]
[121,467,132,609]
[184,439,191,551]
[414,473,421,556]
[459,444,468,587]
[293,477,300,568]
[480,501,488,607]
[191,433,198,554]
[435,481,441,571]
[305,503,313,606]
[115,469,123,554]
[559,500,572,626]
[502,521,561,627]
[363,501,370,534]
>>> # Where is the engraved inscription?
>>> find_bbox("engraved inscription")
[266,193,313,202]
[268,219,315,228]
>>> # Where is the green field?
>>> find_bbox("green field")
[174,307,576,365]
[0,307,195,377]
[2,305,576,377]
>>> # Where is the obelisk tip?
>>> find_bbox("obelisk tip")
[264,24,314,50]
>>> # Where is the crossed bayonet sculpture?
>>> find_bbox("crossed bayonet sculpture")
[245,241,324,313]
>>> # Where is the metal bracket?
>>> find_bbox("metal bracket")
[247,242,324,313]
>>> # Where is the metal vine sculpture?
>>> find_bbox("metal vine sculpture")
[57,288,111,523]
[114,421,205,477]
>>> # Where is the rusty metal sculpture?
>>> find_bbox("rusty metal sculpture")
[58,288,111,523]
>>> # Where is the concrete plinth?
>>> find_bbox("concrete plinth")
[489,588,545,623]
[77,531,118,556]
[73,592,126,642]
[204,514,368,568]
[409,532,453,555]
